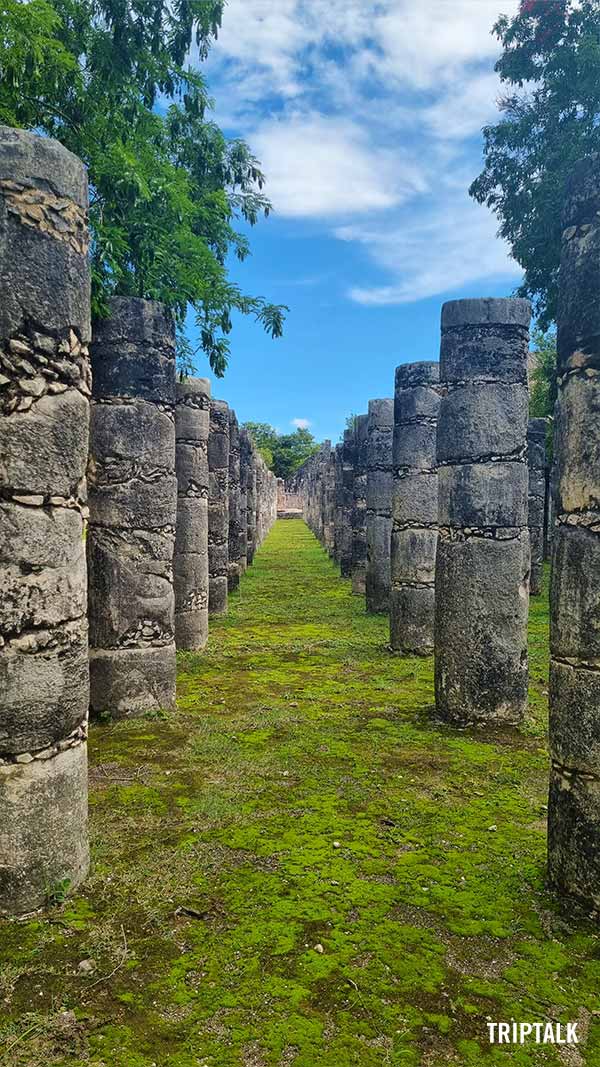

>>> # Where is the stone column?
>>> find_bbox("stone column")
[88,298,177,717]
[528,417,547,597]
[325,444,336,556]
[0,127,91,914]
[239,428,251,571]
[228,409,244,592]
[390,362,441,654]
[341,428,356,578]
[351,415,368,595]
[366,399,394,612]
[544,461,554,562]
[208,399,229,614]
[548,157,600,909]
[246,443,258,566]
[174,377,210,650]
[255,454,265,547]
[333,444,344,565]
[435,298,530,724]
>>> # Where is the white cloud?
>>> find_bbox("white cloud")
[206,0,523,307]
[338,187,521,306]
[423,72,504,141]
[373,0,518,91]
[292,417,311,429]
[251,113,425,218]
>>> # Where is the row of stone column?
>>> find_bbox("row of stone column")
[88,325,275,723]
[0,128,278,916]
[294,310,543,691]
[290,159,600,911]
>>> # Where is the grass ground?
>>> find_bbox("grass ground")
[1,519,599,1067]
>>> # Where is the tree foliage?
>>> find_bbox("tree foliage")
[470,0,600,327]
[244,422,320,480]
[529,327,557,421]
[0,0,287,375]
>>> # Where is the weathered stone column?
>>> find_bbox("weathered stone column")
[435,298,530,724]
[351,415,368,595]
[239,428,251,571]
[228,409,245,591]
[366,399,394,613]
[544,459,556,562]
[528,417,547,597]
[174,377,210,650]
[208,399,229,614]
[333,444,344,565]
[390,362,441,654]
[341,428,356,578]
[246,442,258,566]
[255,454,265,547]
[548,157,600,909]
[88,298,177,717]
[324,444,336,555]
[0,127,91,914]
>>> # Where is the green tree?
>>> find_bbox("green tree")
[529,326,557,458]
[0,0,287,375]
[244,423,320,480]
[529,327,557,420]
[470,0,600,328]
[243,422,279,469]
[0,0,76,125]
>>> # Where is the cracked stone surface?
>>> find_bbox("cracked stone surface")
[528,417,547,597]
[390,361,441,655]
[0,126,91,914]
[88,297,177,719]
[228,409,245,593]
[549,155,600,910]
[244,431,258,567]
[208,399,230,616]
[434,297,531,725]
[175,377,210,651]
[340,428,355,579]
[351,415,368,596]
[366,398,394,614]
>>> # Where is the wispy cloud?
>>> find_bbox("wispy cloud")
[251,114,425,218]
[337,173,521,306]
[207,0,521,306]
[291,417,311,429]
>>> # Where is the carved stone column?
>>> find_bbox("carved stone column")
[366,399,394,613]
[528,417,547,597]
[175,377,210,650]
[208,399,229,614]
[88,298,177,716]
[390,362,440,654]
[351,415,368,595]
[548,157,600,909]
[0,127,91,912]
[435,298,530,724]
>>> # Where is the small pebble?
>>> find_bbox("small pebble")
[314,943,324,954]
[333,841,340,849]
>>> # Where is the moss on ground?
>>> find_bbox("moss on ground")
[1,520,599,1066]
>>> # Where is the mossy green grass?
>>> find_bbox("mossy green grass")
[1,520,599,1066]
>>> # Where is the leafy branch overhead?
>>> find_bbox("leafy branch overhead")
[0,0,287,375]
[470,0,600,328]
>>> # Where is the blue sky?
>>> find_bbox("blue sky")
[189,0,522,443]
